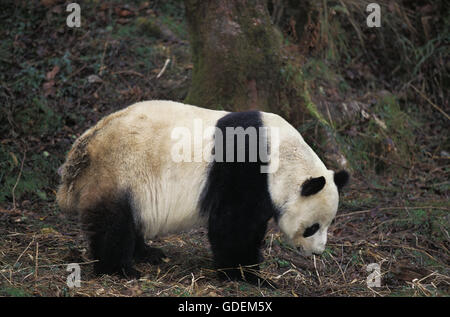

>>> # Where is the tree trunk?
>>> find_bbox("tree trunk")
[183,0,349,171]
[184,0,286,113]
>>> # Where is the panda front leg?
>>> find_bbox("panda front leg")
[80,193,141,279]
[134,233,166,264]
[208,209,274,288]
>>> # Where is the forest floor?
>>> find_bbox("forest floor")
[0,1,448,297]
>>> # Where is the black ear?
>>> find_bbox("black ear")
[301,176,326,196]
[334,170,349,190]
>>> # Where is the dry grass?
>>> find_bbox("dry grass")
[1,183,448,297]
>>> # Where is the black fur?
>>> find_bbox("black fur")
[303,223,320,238]
[301,176,326,196]
[200,111,277,286]
[134,232,166,264]
[81,191,165,279]
[334,170,350,190]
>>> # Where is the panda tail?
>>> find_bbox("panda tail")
[56,133,93,214]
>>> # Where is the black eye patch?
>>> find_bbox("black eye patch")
[303,223,320,238]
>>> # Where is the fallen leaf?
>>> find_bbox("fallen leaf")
[43,80,55,96]
[115,7,135,17]
[119,9,134,17]
[9,152,18,166]
[46,65,60,80]
[87,74,103,83]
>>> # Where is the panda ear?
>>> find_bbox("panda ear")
[301,176,326,196]
[334,170,349,190]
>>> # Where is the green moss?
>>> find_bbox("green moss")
[0,144,61,203]
[336,93,421,175]
[184,1,284,112]
[302,84,330,128]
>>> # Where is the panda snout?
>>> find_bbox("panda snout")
[312,246,326,256]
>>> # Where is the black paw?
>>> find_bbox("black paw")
[135,246,166,264]
[216,267,277,289]
[120,266,141,280]
[94,263,141,279]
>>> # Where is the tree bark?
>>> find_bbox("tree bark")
[184,0,286,113]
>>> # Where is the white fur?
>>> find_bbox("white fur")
[116,101,227,238]
[261,113,339,255]
[61,100,340,254]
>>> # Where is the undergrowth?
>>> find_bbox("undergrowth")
[272,0,449,180]
[0,0,190,204]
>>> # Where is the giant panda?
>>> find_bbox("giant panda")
[56,100,349,285]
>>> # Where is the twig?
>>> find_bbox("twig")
[13,235,35,268]
[99,40,109,76]
[410,85,450,121]
[11,151,26,211]
[313,255,322,285]
[268,234,274,256]
[328,252,346,283]
[379,243,446,267]
[365,152,411,169]
[336,206,450,218]
[112,70,144,78]
[156,58,171,79]
[0,271,13,285]
[418,271,438,283]
[35,242,39,280]
[14,260,100,274]
[62,64,88,83]
[367,286,383,297]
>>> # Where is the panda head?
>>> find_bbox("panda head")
[277,170,349,256]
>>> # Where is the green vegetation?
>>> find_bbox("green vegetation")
[0,0,448,297]
[0,1,189,204]
[0,286,30,297]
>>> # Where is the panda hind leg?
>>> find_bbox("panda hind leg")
[81,192,141,279]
